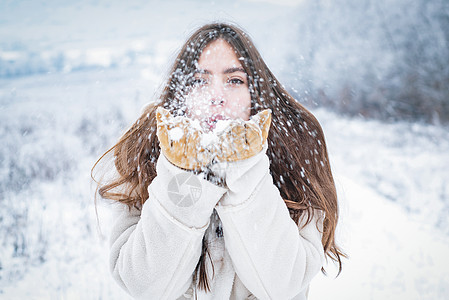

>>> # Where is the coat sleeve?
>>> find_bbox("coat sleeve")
[109,153,227,299]
[215,150,325,300]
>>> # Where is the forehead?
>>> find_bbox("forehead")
[196,39,243,70]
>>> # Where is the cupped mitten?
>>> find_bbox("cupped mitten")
[156,107,211,170]
[214,109,271,162]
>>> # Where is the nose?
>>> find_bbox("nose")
[210,97,224,106]
[209,78,225,106]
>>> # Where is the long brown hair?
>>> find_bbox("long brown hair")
[92,22,345,292]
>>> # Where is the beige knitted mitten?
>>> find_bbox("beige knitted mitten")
[156,107,271,170]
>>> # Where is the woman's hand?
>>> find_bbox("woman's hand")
[156,107,211,170]
[215,109,271,162]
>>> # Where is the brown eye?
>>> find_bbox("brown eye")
[228,78,244,85]
[191,77,207,87]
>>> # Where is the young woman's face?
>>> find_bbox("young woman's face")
[185,39,251,131]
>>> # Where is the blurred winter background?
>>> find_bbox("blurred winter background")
[0,0,448,299]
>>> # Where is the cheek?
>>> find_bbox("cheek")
[237,87,251,108]
[227,88,251,119]
[184,89,211,118]
[241,90,251,109]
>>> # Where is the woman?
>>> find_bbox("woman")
[92,22,344,299]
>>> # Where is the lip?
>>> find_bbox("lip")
[202,114,228,131]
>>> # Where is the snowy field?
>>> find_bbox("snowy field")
[1,0,449,299]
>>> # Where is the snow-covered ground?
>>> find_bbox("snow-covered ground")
[1,0,448,299]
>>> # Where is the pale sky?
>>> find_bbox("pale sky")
[246,0,305,7]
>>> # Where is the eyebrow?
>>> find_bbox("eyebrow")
[195,67,246,75]
[224,67,246,74]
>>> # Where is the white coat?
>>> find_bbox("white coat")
[109,146,325,299]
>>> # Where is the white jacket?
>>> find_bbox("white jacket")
[109,147,325,299]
